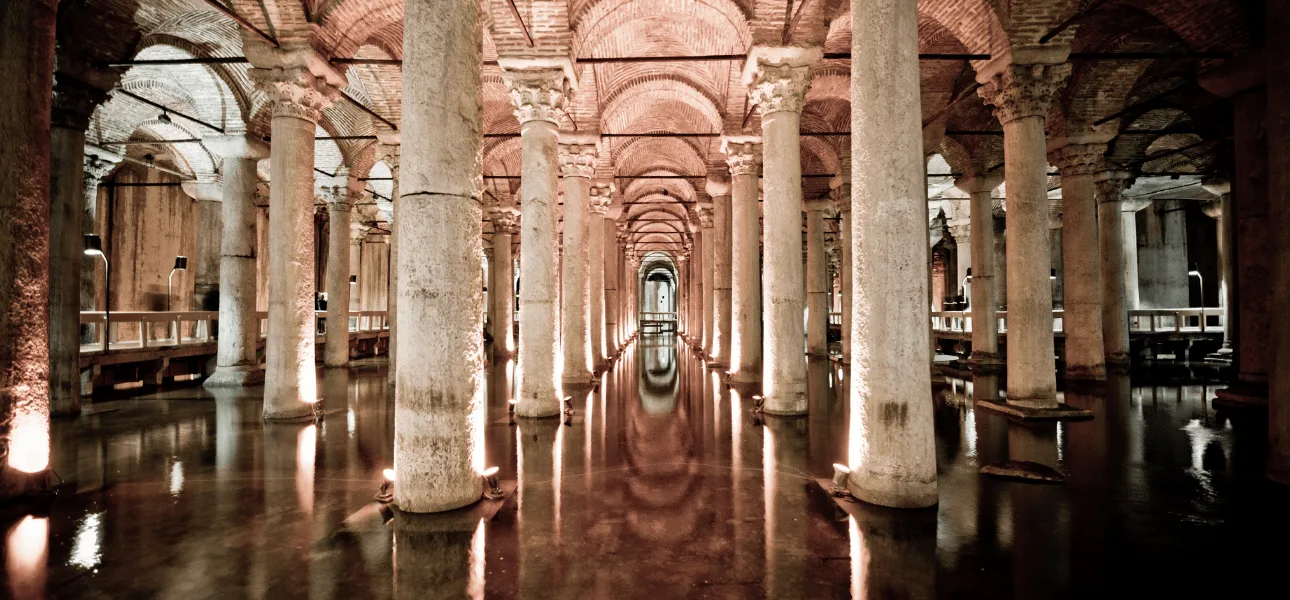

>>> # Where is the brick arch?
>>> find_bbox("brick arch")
[132,26,254,123]
[314,0,405,59]
[601,77,725,134]
[614,140,708,182]
[345,44,402,126]
[621,178,699,205]
[572,0,752,57]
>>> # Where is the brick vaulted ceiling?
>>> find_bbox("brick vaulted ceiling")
[67,0,1258,253]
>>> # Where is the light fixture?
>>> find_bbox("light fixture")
[482,466,504,500]
[84,235,110,352]
[508,399,517,425]
[562,396,574,426]
[375,468,395,503]
[1049,268,1057,281]
[751,395,765,414]
[349,275,357,284]
[157,111,172,125]
[1189,266,1204,308]
[167,256,187,314]
[830,463,852,497]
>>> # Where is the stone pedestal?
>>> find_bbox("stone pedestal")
[805,198,830,357]
[1096,173,1138,371]
[1050,141,1108,381]
[958,176,1003,371]
[203,134,269,387]
[558,135,597,386]
[503,62,573,418]
[247,42,345,420]
[723,137,762,382]
[395,0,486,512]
[978,60,1070,410]
[845,0,936,508]
[747,46,818,414]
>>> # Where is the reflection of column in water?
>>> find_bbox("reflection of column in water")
[848,508,936,600]
[5,515,48,598]
[394,516,485,600]
[518,420,563,597]
[1007,420,1069,597]
[763,417,808,599]
[972,376,1007,465]
[1063,384,1113,594]
[806,357,844,473]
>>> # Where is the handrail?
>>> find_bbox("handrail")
[931,307,1223,335]
[82,310,390,352]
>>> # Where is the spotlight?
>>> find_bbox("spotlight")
[562,396,574,426]
[349,275,357,284]
[751,395,765,414]
[83,234,104,256]
[508,399,517,425]
[157,111,172,125]
[375,468,395,503]
[830,463,853,498]
[482,466,504,500]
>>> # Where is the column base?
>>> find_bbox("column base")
[204,364,266,388]
[976,400,1093,422]
[1064,364,1107,382]
[0,467,53,502]
[706,361,728,371]
[1105,353,1132,373]
[729,371,761,385]
[1213,381,1269,411]
[562,374,595,388]
[1204,346,1234,364]
[967,352,1004,374]
[263,405,320,422]
[979,460,1065,484]
[392,480,515,523]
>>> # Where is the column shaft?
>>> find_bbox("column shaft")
[513,113,561,415]
[846,0,936,508]
[805,204,828,356]
[1215,193,1235,350]
[839,205,852,364]
[712,191,732,366]
[49,118,87,416]
[325,201,353,367]
[1052,145,1107,381]
[560,170,591,384]
[395,0,485,512]
[588,192,609,366]
[604,224,618,354]
[730,161,762,382]
[206,144,265,386]
[194,198,222,309]
[1266,0,1290,483]
[1097,175,1134,369]
[1122,211,1141,310]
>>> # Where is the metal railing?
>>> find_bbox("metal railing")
[828,312,842,326]
[81,310,389,353]
[930,308,1222,336]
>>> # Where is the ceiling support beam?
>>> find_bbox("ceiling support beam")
[114,89,226,133]
[200,0,279,48]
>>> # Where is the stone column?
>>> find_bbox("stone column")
[203,135,269,387]
[832,178,853,364]
[1096,172,1137,370]
[957,175,1003,369]
[558,135,597,386]
[708,177,732,368]
[376,140,401,384]
[1050,142,1107,381]
[2,0,56,495]
[1201,180,1234,353]
[978,60,1070,410]
[747,47,818,414]
[724,137,762,381]
[49,73,112,416]
[845,0,936,508]
[490,208,519,356]
[698,204,715,354]
[80,150,121,323]
[503,62,571,418]
[247,42,343,420]
[1266,0,1290,485]
[321,171,360,368]
[189,180,223,311]
[604,219,619,355]
[395,0,486,512]
[588,183,612,367]
[1121,201,1146,310]
[805,198,830,357]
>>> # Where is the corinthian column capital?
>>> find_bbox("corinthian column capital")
[1094,171,1137,206]
[589,182,614,215]
[696,204,714,229]
[557,133,599,178]
[502,66,571,125]
[83,147,123,192]
[721,135,762,176]
[977,62,1071,124]
[1048,142,1107,178]
[744,46,821,117]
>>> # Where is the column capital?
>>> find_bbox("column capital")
[83,147,123,190]
[375,139,401,170]
[721,135,762,176]
[977,62,1071,124]
[748,62,815,116]
[249,66,341,123]
[557,133,599,178]
[317,169,362,212]
[53,73,115,130]
[705,175,731,198]
[1093,170,1137,206]
[696,203,714,228]
[953,174,1004,195]
[502,65,571,126]
[490,207,521,234]
[804,197,832,213]
[1048,142,1107,178]
[589,184,613,215]
[1200,177,1231,197]
[350,221,368,245]
[181,177,223,202]
[203,134,269,160]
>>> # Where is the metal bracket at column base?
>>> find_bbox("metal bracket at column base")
[979,460,1066,484]
[389,480,517,532]
[1213,382,1269,411]
[975,400,1094,422]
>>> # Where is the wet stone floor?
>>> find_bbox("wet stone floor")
[3,333,1288,598]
